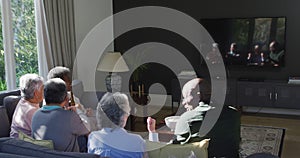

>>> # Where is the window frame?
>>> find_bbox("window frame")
[1,0,41,91]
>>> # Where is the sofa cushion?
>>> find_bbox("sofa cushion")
[3,96,21,124]
[18,131,54,149]
[146,139,209,158]
[0,107,10,137]
[0,138,100,158]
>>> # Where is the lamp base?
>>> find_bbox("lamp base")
[105,73,122,92]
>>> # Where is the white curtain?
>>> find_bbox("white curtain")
[34,0,53,80]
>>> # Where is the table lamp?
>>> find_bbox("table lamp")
[97,52,129,92]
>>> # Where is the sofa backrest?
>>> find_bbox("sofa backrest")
[3,96,21,124]
[0,90,20,107]
[0,106,10,137]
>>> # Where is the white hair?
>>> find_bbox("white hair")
[19,74,44,99]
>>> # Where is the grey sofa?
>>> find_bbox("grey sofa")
[0,81,105,158]
[0,90,21,137]
[0,137,100,158]
[0,105,100,158]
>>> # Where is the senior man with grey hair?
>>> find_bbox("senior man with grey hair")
[10,74,44,138]
[32,78,89,152]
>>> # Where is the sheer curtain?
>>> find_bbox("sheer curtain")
[34,0,53,79]
[35,0,76,79]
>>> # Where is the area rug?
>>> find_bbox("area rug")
[239,125,285,158]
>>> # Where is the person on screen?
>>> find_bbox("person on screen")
[268,41,284,67]
[247,44,265,66]
[205,43,222,64]
[225,42,241,65]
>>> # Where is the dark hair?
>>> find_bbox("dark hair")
[96,92,130,129]
[44,78,67,104]
[47,66,71,80]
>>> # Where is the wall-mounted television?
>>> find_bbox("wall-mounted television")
[200,17,286,68]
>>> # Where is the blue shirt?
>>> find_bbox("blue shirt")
[32,106,89,152]
[88,128,145,158]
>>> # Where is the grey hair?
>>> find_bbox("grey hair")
[96,92,130,129]
[19,74,44,100]
[44,78,67,104]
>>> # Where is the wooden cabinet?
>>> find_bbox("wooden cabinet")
[237,81,273,107]
[237,80,300,109]
[225,79,237,105]
[273,85,300,109]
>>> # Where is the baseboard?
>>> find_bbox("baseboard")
[242,106,300,116]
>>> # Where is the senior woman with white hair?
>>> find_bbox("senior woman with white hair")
[10,73,44,138]
[88,92,157,158]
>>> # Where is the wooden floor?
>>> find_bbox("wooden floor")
[241,113,300,158]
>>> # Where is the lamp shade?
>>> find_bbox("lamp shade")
[97,52,129,72]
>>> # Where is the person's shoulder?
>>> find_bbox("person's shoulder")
[88,130,101,139]
[121,129,144,141]
[52,108,76,119]
[279,50,285,56]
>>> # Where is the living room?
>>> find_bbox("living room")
[0,0,300,157]
[74,0,300,157]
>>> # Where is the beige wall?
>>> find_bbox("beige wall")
[73,0,113,91]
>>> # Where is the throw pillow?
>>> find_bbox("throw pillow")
[146,139,209,158]
[18,131,54,149]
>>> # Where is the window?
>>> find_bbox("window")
[0,0,38,91]
[0,6,6,90]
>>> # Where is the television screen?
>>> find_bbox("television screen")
[200,17,286,67]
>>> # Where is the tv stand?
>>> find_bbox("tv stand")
[171,78,300,111]
[238,78,264,82]
[236,79,300,109]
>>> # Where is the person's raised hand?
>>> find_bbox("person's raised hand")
[65,105,77,112]
[147,117,156,132]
